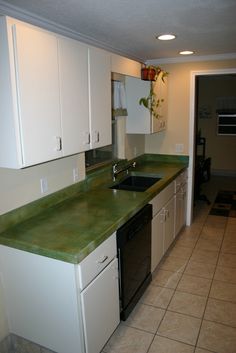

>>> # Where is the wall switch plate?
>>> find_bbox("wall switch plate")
[73,168,79,182]
[40,177,48,194]
[175,143,184,153]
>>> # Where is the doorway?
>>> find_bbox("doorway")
[187,68,236,225]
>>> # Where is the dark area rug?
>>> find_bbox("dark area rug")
[209,190,236,217]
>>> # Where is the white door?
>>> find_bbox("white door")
[12,21,62,166]
[175,192,182,237]
[151,209,165,272]
[80,258,120,353]
[88,47,112,149]
[175,183,188,237]
[164,197,175,253]
[126,76,151,134]
[58,37,90,155]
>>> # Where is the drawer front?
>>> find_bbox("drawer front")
[150,181,175,216]
[78,232,116,291]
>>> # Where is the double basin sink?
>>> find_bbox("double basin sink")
[110,175,162,192]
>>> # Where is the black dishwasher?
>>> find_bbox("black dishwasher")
[117,204,152,320]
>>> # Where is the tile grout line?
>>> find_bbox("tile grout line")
[194,213,229,350]
[145,223,204,352]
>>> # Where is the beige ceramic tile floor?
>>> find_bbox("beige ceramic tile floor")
[102,176,236,353]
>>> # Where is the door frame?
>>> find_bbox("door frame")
[187,68,236,225]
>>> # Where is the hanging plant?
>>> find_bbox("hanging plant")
[141,65,168,82]
[139,65,168,119]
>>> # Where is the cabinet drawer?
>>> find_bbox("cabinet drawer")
[78,232,116,290]
[150,181,175,216]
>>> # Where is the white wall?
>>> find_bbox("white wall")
[145,59,236,155]
[0,276,8,341]
[126,134,145,160]
[0,153,85,215]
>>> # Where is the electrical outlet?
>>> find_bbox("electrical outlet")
[40,177,48,194]
[73,168,79,182]
[175,143,184,153]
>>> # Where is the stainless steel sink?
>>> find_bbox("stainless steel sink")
[109,175,162,192]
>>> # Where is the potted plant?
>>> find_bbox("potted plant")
[139,65,168,119]
[141,65,168,82]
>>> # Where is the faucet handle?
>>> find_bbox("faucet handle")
[112,163,118,172]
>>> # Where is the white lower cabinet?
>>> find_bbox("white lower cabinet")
[0,246,85,353]
[150,171,187,273]
[174,171,188,237]
[80,258,119,353]
[0,232,120,353]
[151,208,165,272]
[150,181,175,272]
[163,196,175,253]
[78,232,120,353]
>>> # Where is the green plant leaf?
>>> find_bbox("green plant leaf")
[139,98,149,108]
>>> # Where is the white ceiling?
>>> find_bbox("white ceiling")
[0,0,236,63]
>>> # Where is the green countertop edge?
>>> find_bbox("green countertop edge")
[0,154,189,263]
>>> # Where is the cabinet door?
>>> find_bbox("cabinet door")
[58,37,90,155]
[164,197,175,253]
[11,20,62,166]
[175,183,187,237]
[88,47,111,149]
[80,258,120,353]
[175,192,182,236]
[151,209,165,272]
[126,76,152,134]
[153,74,168,132]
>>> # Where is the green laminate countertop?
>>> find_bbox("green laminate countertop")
[0,155,188,264]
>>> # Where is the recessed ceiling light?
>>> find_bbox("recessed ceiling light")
[157,34,176,41]
[179,50,194,55]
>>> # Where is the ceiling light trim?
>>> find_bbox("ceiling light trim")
[179,50,194,55]
[157,34,176,41]
[147,52,236,65]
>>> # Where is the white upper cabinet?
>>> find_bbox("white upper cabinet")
[0,17,62,168]
[125,76,167,134]
[0,16,112,168]
[88,47,111,149]
[58,37,90,155]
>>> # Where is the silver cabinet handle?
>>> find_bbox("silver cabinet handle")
[97,255,108,264]
[94,131,100,143]
[83,132,90,145]
[55,136,62,151]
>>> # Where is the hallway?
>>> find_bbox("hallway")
[103,176,236,353]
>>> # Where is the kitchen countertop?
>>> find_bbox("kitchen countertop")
[0,154,188,264]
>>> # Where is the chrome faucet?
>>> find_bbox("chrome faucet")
[112,161,136,181]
